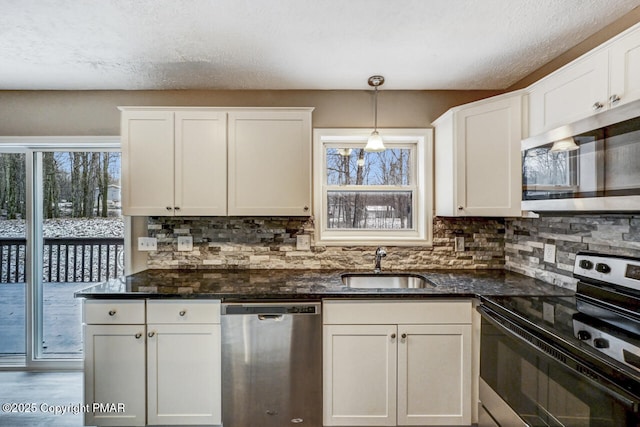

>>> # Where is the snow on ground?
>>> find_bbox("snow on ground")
[0,217,124,238]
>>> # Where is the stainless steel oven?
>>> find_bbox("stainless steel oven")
[478,252,640,426]
[521,99,640,211]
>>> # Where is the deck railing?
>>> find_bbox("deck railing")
[0,237,124,283]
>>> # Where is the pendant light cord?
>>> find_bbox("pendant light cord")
[373,86,378,131]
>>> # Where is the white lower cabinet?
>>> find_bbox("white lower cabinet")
[84,324,147,427]
[323,300,473,426]
[324,324,398,426]
[83,300,147,426]
[147,324,221,425]
[397,324,472,426]
[83,299,221,427]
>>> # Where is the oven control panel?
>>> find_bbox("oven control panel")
[574,252,640,291]
[573,314,640,372]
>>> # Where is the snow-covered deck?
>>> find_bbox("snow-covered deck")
[0,282,87,357]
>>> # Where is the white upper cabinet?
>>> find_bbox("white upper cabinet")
[174,111,228,216]
[121,110,176,216]
[228,110,312,216]
[528,23,640,136]
[121,109,227,216]
[433,92,523,217]
[528,50,608,136]
[120,107,313,217]
[610,25,640,109]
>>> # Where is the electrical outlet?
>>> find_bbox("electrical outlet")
[296,234,311,251]
[544,243,556,263]
[454,236,465,252]
[177,236,193,251]
[543,302,555,324]
[138,237,157,251]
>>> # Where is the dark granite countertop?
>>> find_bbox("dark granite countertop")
[74,268,574,300]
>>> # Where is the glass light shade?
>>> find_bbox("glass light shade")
[364,131,385,152]
[550,137,579,152]
[357,158,365,167]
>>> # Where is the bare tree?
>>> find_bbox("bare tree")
[0,154,27,219]
[43,153,61,218]
[97,153,111,217]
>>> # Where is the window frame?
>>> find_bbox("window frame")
[313,128,433,246]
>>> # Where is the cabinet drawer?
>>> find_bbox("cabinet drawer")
[83,300,145,324]
[323,299,473,325]
[147,300,220,324]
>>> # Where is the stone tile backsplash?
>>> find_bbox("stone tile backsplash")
[505,214,640,290]
[146,216,506,270]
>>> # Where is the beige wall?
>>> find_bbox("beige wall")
[0,90,501,136]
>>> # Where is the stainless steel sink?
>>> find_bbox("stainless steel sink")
[341,273,436,289]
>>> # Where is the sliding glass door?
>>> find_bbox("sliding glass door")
[0,138,122,367]
[36,151,123,359]
[0,153,27,364]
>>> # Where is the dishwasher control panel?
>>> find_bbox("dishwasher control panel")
[222,302,321,315]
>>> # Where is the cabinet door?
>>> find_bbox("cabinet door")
[455,96,522,216]
[147,323,221,425]
[528,49,608,136]
[121,110,175,216]
[610,26,640,109]
[397,324,472,426]
[84,324,146,426]
[228,110,311,215]
[323,324,397,426]
[174,111,227,216]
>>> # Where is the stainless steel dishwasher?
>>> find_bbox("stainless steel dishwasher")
[221,301,322,427]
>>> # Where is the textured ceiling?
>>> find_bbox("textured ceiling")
[1,0,640,90]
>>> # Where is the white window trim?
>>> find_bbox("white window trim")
[313,128,433,246]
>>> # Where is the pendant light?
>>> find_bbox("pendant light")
[365,75,386,152]
[550,137,579,152]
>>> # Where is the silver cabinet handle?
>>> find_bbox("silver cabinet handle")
[135,333,143,339]
[609,94,621,105]
[592,101,604,111]
[179,310,186,317]
[148,331,155,338]
[166,206,172,211]
[390,333,396,339]
[108,310,116,316]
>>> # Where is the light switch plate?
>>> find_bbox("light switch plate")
[138,237,157,251]
[296,234,311,251]
[543,243,556,263]
[455,236,465,252]
[177,236,193,251]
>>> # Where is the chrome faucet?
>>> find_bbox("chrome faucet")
[374,247,387,273]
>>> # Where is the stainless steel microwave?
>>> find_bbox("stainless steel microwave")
[521,99,640,211]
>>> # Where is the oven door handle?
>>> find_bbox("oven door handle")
[479,305,640,413]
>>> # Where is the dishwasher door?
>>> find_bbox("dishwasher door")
[221,302,322,427]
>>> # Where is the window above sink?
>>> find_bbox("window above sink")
[313,128,433,246]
